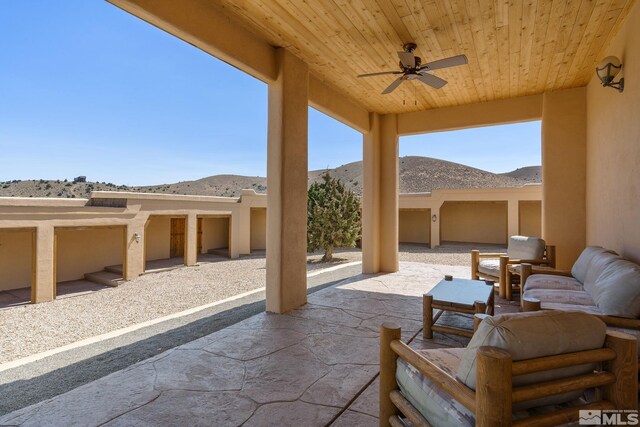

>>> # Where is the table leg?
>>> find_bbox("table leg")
[505,270,513,301]
[423,294,433,339]
[488,289,495,316]
[474,301,487,316]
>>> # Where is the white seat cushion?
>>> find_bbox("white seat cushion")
[524,288,596,306]
[523,274,584,292]
[507,236,545,260]
[477,259,500,277]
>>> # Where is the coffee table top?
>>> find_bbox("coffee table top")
[426,278,494,307]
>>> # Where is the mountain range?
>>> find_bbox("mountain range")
[0,156,541,198]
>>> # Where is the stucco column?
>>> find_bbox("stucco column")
[507,199,519,238]
[542,88,587,269]
[362,113,399,273]
[33,224,55,303]
[235,206,251,257]
[266,48,309,313]
[430,202,443,248]
[125,215,146,280]
[185,213,198,266]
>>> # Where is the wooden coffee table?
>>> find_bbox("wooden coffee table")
[423,278,495,339]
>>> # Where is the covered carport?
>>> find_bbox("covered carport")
[197,215,230,259]
[398,208,430,247]
[144,215,187,272]
[0,227,35,307]
[54,225,126,296]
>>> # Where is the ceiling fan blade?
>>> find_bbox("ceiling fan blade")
[420,54,468,71]
[357,71,403,77]
[382,76,405,94]
[417,73,448,89]
[397,51,415,68]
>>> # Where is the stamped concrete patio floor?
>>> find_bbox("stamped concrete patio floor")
[1,262,518,426]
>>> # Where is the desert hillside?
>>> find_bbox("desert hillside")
[0,157,540,198]
[500,166,541,182]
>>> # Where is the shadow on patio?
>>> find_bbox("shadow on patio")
[0,262,520,426]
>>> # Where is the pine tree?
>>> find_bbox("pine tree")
[307,173,361,262]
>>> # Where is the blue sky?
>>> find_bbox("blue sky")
[0,1,540,186]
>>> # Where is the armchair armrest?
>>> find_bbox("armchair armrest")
[506,258,549,265]
[477,253,508,258]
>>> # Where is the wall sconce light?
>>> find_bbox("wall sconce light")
[596,56,624,92]
[432,214,438,222]
[134,232,141,243]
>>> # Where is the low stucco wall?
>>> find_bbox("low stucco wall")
[399,209,430,244]
[145,217,170,261]
[56,227,123,283]
[201,217,229,252]
[441,201,508,244]
[0,229,33,291]
[519,200,542,238]
[251,208,267,251]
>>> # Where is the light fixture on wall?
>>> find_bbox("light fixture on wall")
[134,232,141,243]
[596,56,624,92]
[432,214,438,222]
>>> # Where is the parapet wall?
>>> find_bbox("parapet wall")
[0,184,541,301]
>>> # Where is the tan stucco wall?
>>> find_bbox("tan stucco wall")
[250,208,267,251]
[399,209,430,244]
[586,1,640,264]
[55,227,123,283]
[201,217,229,252]
[441,201,508,244]
[0,229,33,291]
[145,217,170,261]
[519,201,542,238]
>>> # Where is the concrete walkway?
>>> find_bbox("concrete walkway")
[0,262,514,426]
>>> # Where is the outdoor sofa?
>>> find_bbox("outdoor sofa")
[380,310,637,427]
[520,246,640,379]
[471,236,555,300]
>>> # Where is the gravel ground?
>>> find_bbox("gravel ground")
[0,243,501,364]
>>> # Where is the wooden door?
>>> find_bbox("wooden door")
[170,218,185,258]
[197,218,203,254]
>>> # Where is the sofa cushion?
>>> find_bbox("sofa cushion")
[582,250,621,294]
[523,274,584,292]
[507,236,545,260]
[478,259,500,277]
[571,246,609,284]
[591,259,640,318]
[397,348,474,427]
[537,302,602,315]
[524,288,596,306]
[456,311,607,409]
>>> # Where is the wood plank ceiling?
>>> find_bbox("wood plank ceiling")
[217,0,635,114]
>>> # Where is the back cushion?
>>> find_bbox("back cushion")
[456,311,606,409]
[572,246,608,284]
[583,251,622,293]
[591,259,640,318]
[507,236,545,260]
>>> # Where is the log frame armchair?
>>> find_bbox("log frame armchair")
[380,320,638,427]
[471,237,555,300]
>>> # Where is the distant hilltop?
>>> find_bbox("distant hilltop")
[0,156,541,199]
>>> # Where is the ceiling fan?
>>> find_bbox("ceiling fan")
[358,43,468,94]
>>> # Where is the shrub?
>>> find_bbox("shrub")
[307,173,361,262]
